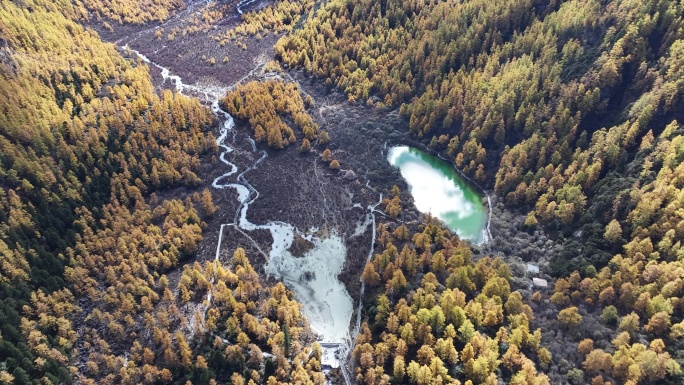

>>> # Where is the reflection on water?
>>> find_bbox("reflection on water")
[388,146,486,243]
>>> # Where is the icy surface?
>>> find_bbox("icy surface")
[265,231,353,341]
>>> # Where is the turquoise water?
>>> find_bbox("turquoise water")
[387,146,486,243]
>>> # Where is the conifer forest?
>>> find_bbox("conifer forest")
[1,0,683,384]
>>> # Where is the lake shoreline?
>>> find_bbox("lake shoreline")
[387,145,490,244]
[387,138,495,243]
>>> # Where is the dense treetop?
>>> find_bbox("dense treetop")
[221,80,319,149]
[357,216,552,385]
[276,0,683,259]
[0,1,321,384]
[275,0,684,383]
[76,0,184,25]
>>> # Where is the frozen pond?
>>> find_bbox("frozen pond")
[263,230,353,343]
[388,146,487,243]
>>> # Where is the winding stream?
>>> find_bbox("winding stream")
[388,146,488,243]
[236,0,261,14]
[122,45,362,370]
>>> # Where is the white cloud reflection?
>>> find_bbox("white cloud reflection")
[388,146,483,242]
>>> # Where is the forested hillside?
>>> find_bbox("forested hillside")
[276,0,684,270]
[3,0,684,384]
[0,1,322,384]
[75,0,184,25]
[358,216,553,384]
[275,0,684,384]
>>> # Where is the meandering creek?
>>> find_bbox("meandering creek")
[388,146,487,243]
[122,46,360,372]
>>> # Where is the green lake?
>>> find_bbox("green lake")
[387,146,487,243]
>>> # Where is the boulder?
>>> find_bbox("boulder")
[344,170,357,180]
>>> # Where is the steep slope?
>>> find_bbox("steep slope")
[275,0,684,384]
[0,1,323,384]
[276,0,684,270]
